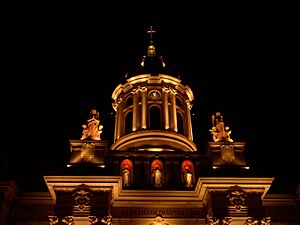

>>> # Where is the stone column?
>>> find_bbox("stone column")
[185,99,193,140]
[113,97,123,140]
[170,89,177,132]
[162,87,170,130]
[141,87,147,129]
[132,89,139,131]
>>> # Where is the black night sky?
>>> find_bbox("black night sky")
[2,2,298,193]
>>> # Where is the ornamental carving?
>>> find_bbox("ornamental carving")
[48,216,59,225]
[206,216,219,225]
[162,86,171,93]
[132,86,147,94]
[148,90,161,100]
[149,215,169,225]
[89,215,114,225]
[101,214,113,225]
[220,144,235,163]
[261,217,271,225]
[227,189,247,211]
[48,216,75,225]
[62,216,75,225]
[89,216,101,225]
[80,142,96,161]
[89,215,115,225]
[185,99,193,110]
[162,86,176,95]
[112,97,123,111]
[72,189,92,210]
[244,217,259,225]
[222,217,232,225]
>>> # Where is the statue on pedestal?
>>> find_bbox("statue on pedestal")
[210,112,233,142]
[81,109,103,140]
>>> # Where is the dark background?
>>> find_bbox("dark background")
[2,1,298,193]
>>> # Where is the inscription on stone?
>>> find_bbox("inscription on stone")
[113,207,204,218]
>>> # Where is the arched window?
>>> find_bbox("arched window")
[125,111,133,134]
[176,97,183,107]
[149,106,161,130]
[125,96,133,107]
[177,112,184,135]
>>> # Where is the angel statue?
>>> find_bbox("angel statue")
[81,109,103,140]
[209,112,233,142]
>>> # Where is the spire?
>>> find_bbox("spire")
[141,26,166,70]
[147,26,157,56]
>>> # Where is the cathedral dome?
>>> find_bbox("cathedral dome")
[111,27,196,152]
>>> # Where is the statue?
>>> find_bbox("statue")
[122,167,130,187]
[210,112,233,142]
[183,166,193,188]
[152,166,162,188]
[81,109,103,140]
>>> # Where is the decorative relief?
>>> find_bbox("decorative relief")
[261,217,271,225]
[89,216,101,225]
[48,216,59,225]
[48,216,75,225]
[148,90,161,100]
[220,144,235,163]
[80,142,96,161]
[185,99,193,110]
[162,86,176,95]
[227,189,247,211]
[112,97,123,111]
[72,189,92,210]
[62,216,75,225]
[206,215,219,225]
[132,86,147,94]
[162,87,170,93]
[149,215,169,225]
[244,217,259,225]
[89,215,114,225]
[101,214,113,225]
[222,217,232,225]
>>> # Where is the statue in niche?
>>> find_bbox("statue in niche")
[183,166,193,188]
[120,159,133,187]
[210,112,233,142]
[152,166,162,188]
[122,166,130,187]
[81,109,103,140]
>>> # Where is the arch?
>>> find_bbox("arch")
[149,105,162,130]
[124,111,133,135]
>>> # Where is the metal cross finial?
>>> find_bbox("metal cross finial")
[147,26,156,41]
